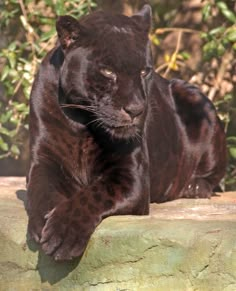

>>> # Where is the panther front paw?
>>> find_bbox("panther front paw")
[40,201,98,260]
[28,215,45,243]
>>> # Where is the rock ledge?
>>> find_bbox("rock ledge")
[0,177,236,290]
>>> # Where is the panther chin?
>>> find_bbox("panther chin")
[105,123,141,140]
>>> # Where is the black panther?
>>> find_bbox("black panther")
[27,5,227,260]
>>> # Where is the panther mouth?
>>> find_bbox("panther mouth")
[60,103,142,139]
[105,123,140,139]
[108,123,135,129]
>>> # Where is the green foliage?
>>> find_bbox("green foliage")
[201,0,236,189]
[0,0,97,159]
[202,1,236,61]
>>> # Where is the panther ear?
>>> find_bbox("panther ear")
[56,15,83,49]
[132,4,152,32]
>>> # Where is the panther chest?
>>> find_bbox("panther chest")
[63,133,100,186]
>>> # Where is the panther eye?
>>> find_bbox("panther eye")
[140,68,152,78]
[100,68,117,80]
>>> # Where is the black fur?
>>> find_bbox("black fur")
[27,5,227,260]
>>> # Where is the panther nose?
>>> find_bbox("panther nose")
[123,103,144,119]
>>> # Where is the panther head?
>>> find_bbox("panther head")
[56,5,153,140]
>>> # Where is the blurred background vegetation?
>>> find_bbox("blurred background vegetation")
[0,0,235,190]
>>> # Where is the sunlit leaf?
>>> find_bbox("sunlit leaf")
[55,0,66,15]
[0,137,9,152]
[202,3,211,21]
[180,51,190,60]
[11,145,20,156]
[0,127,11,136]
[222,10,236,23]
[229,147,236,159]
[217,2,236,23]
[227,30,236,42]
[8,52,16,68]
[1,65,10,81]
[150,34,160,46]
[217,43,225,56]
[227,136,236,144]
[8,41,17,51]
[216,1,228,11]
[209,26,225,36]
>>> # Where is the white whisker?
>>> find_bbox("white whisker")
[60,103,97,113]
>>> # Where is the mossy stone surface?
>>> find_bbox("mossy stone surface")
[0,177,236,290]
